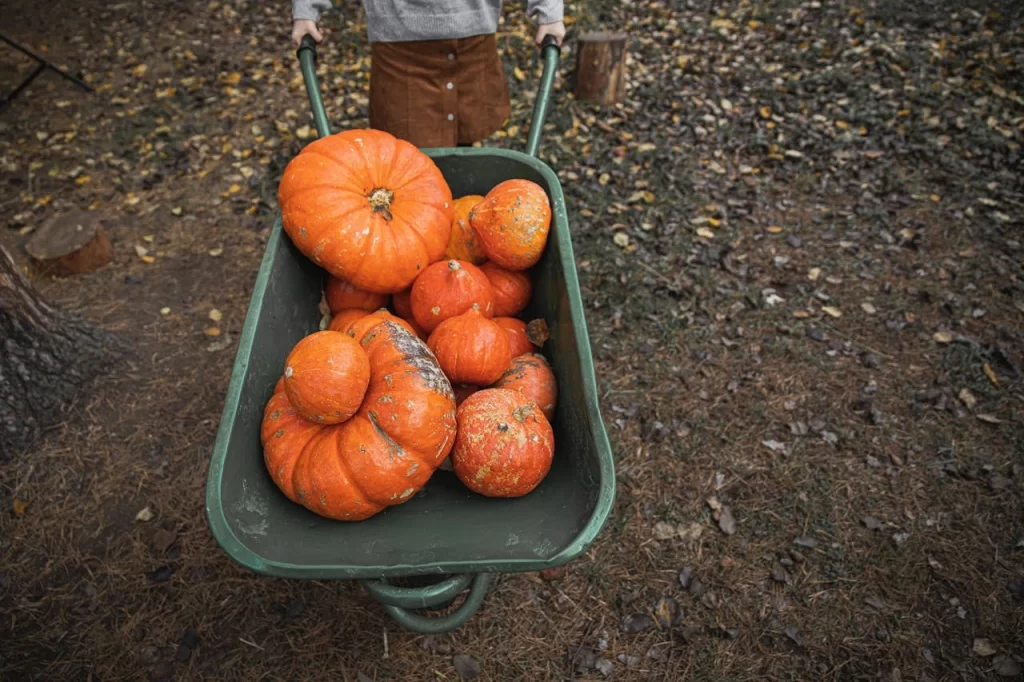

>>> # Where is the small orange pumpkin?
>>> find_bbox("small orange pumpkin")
[327,308,371,332]
[427,306,511,386]
[444,195,487,264]
[492,353,557,421]
[480,262,532,317]
[410,259,494,333]
[325,276,389,313]
[452,388,554,498]
[494,317,537,358]
[469,179,551,271]
[282,331,371,424]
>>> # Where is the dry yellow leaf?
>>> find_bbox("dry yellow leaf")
[75,176,90,185]
[929,194,941,203]
[836,120,850,129]
[209,309,223,322]
[160,307,171,315]
[224,72,242,85]
[13,499,28,515]
[513,66,526,82]
[708,218,721,228]
[759,106,771,119]
[822,306,842,318]
[228,184,241,194]
[933,331,953,344]
[696,227,715,239]
[132,64,148,77]
[204,327,222,337]
[613,233,630,247]
[209,247,224,257]
[766,225,783,234]
[983,362,998,386]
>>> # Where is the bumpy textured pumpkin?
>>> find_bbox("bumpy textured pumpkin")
[494,317,537,358]
[480,263,532,317]
[469,179,551,270]
[283,331,371,424]
[492,353,557,421]
[327,308,371,332]
[325,276,389,313]
[444,195,487,264]
[428,306,511,386]
[344,309,417,339]
[410,259,494,333]
[262,322,457,520]
[452,388,554,498]
[278,129,454,293]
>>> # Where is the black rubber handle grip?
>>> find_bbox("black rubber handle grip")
[541,34,561,51]
[298,34,318,61]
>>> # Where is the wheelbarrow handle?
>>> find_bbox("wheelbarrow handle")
[525,34,562,158]
[297,35,331,138]
[363,573,492,634]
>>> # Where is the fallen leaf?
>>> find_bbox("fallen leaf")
[766,225,783,234]
[973,638,997,657]
[793,536,818,548]
[861,302,877,314]
[204,327,221,337]
[696,227,715,239]
[209,309,223,322]
[807,267,821,281]
[654,596,681,629]
[862,516,883,530]
[132,63,148,77]
[613,232,630,247]
[12,499,29,515]
[513,66,526,82]
[209,247,224,257]
[295,125,313,140]
[135,507,153,522]
[452,654,481,680]
[718,506,737,535]
[160,307,171,315]
[959,388,977,410]
[677,522,704,543]
[526,319,549,347]
[784,625,805,647]
[983,362,999,386]
[994,655,1022,677]
[933,331,953,344]
[652,521,677,541]
[621,613,654,634]
[977,414,1002,424]
[822,306,842,318]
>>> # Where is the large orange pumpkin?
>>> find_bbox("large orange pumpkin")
[410,259,494,333]
[283,331,371,424]
[492,353,557,421]
[278,129,454,294]
[262,322,457,521]
[494,317,537,358]
[327,308,371,332]
[452,388,554,498]
[444,195,487,264]
[469,179,551,271]
[480,263,532,317]
[427,306,511,386]
[325,276,389,313]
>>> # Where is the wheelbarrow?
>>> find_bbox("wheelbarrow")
[204,33,616,634]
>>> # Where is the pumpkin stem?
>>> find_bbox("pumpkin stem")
[368,188,394,221]
[448,259,461,271]
[512,405,534,423]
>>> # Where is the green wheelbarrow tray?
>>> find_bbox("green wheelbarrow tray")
[204,35,616,634]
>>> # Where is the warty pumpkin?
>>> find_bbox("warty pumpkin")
[410,259,494,333]
[444,195,487,264]
[327,308,371,332]
[262,322,457,521]
[492,353,557,421]
[278,129,454,294]
[341,308,418,339]
[283,331,371,424]
[427,305,511,386]
[469,179,551,271]
[325,276,389,313]
[480,262,532,318]
[452,388,554,498]
[494,317,537,358]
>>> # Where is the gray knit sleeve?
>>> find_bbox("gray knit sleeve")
[293,0,333,21]
[526,0,563,24]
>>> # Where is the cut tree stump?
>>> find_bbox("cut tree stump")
[24,210,112,276]
[0,245,124,460]
[573,32,628,106]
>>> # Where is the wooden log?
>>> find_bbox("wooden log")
[24,210,112,276]
[573,32,628,106]
[0,245,124,459]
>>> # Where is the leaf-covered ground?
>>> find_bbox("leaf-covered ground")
[2,0,1023,679]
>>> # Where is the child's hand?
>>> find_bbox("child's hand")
[536,21,566,46]
[292,19,323,46]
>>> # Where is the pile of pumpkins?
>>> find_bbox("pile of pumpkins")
[260,129,558,521]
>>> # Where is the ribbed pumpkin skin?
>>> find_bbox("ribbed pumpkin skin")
[445,195,487,264]
[410,259,494,333]
[283,331,371,424]
[327,308,371,332]
[343,309,417,339]
[494,317,536,358]
[261,322,457,521]
[278,129,454,294]
[325,276,389,313]
[428,307,511,386]
[492,353,557,421]
[480,262,532,317]
[452,388,554,498]
[469,179,551,270]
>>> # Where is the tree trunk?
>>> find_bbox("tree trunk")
[573,32,628,106]
[0,245,123,460]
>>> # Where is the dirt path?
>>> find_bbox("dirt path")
[1,0,1022,680]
